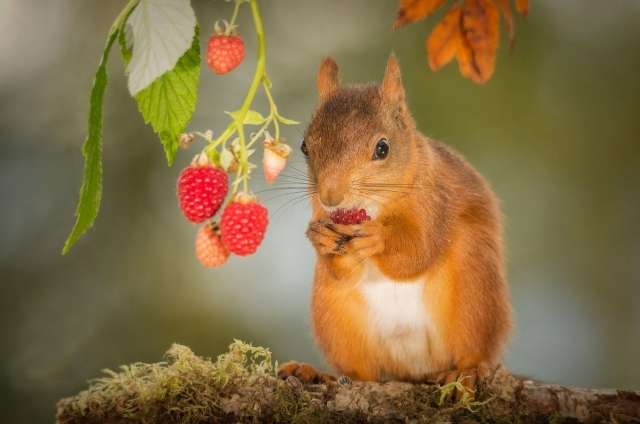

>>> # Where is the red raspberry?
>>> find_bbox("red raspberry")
[177,164,228,223]
[206,34,245,75]
[220,195,268,256]
[195,223,229,268]
[329,208,371,225]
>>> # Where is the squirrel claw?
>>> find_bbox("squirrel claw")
[337,375,352,385]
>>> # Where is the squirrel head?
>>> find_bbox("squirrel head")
[303,55,417,219]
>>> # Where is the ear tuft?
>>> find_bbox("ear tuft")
[317,57,340,101]
[381,54,405,105]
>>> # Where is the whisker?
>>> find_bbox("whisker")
[354,186,413,195]
[262,190,315,203]
[353,181,417,193]
[353,188,410,202]
[271,192,314,220]
[352,192,384,204]
[286,164,311,178]
[355,187,413,196]
[354,182,420,189]
[255,185,312,193]
[353,189,397,203]
[260,187,315,197]
[279,169,311,178]
[352,175,420,189]
[275,175,313,184]
[277,171,311,179]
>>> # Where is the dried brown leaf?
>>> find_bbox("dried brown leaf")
[515,0,529,17]
[496,0,515,49]
[394,0,447,29]
[426,4,462,71]
[457,0,500,84]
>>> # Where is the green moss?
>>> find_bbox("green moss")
[56,341,557,424]
[58,340,281,423]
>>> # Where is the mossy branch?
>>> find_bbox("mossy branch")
[56,342,640,424]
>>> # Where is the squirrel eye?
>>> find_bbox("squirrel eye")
[373,138,389,160]
[301,139,309,156]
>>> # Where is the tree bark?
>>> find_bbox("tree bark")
[55,344,640,423]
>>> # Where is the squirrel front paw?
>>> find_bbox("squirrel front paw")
[306,220,384,258]
[306,220,350,256]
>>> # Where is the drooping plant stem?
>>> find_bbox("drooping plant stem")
[203,0,295,196]
[235,0,266,194]
[207,0,267,195]
[227,0,243,30]
[112,0,139,35]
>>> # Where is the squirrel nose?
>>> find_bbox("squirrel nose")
[319,185,344,208]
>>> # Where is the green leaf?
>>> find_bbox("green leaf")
[125,0,196,95]
[62,29,119,254]
[133,32,201,165]
[226,109,266,126]
[244,110,267,125]
[277,115,300,125]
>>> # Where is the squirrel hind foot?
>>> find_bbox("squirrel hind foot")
[277,361,336,385]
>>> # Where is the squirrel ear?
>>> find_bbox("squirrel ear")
[381,54,405,105]
[317,57,340,101]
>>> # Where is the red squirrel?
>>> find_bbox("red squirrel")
[279,56,512,388]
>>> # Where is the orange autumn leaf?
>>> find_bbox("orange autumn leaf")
[496,0,515,49]
[426,4,462,71]
[394,0,447,29]
[457,0,500,84]
[395,0,529,83]
[515,0,529,17]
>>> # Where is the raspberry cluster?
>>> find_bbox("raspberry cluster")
[174,9,293,268]
[177,158,268,268]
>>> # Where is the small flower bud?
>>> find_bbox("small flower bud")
[263,141,291,184]
[179,133,195,149]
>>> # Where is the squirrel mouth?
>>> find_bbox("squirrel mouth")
[329,208,371,225]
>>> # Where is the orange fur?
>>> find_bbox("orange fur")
[302,55,512,382]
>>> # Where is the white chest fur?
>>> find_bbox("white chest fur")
[358,263,441,379]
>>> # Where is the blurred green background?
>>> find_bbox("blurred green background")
[1,0,639,422]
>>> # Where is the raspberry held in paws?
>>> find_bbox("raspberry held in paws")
[329,208,371,225]
[195,223,229,268]
[207,35,245,75]
[177,165,228,223]
[220,196,268,256]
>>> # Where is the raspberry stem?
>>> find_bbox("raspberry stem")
[247,119,271,149]
[228,0,265,194]
[262,80,280,141]
[112,0,139,35]
[196,0,296,196]
[227,0,245,34]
